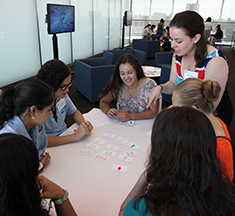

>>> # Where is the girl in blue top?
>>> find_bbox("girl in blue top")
[0,78,55,168]
[119,107,235,216]
[37,59,93,147]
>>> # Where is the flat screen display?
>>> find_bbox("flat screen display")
[47,4,75,34]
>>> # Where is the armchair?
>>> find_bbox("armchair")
[132,39,160,58]
[103,49,146,65]
[74,57,114,102]
[154,51,174,68]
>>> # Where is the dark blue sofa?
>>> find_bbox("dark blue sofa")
[132,39,160,58]
[103,49,146,65]
[74,57,114,102]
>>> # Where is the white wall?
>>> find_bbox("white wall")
[0,0,131,87]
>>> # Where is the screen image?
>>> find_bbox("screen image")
[47,4,75,34]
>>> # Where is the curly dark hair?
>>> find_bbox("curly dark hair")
[135,107,235,215]
[37,59,71,91]
[0,133,49,215]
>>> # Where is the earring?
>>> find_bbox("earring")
[32,116,34,120]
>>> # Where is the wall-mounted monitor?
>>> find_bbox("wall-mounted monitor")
[124,11,132,26]
[47,3,75,34]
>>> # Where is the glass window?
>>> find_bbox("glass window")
[221,0,235,21]
[151,0,172,20]
[173,0,197,15]
[198,0,222,21]
[132,0,150,19]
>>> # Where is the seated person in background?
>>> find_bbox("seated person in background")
[161,37,171,51]
[146,36,152,41]
[204,17,213,39]
[149,24,156,34]
[172,78,233,181]
[0,133,77,216]
[165,26,170,39]
[156,34,164,46]
[213,24,223,43]
[99,53,159,122]
[142,24,151,38]
[0,79,54,168]
[37,59,93,147]
[119,107,235,216]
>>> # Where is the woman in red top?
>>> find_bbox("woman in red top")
[172,78,233,181]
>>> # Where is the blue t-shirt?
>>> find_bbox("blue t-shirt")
[44,94,77,136]
[0,116,47,160]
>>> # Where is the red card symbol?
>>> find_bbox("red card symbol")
[118,166,121,171]
[73,129,77,132]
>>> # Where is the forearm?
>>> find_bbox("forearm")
[129,109,157,120]
[55,199,77,216]
[99,101,111,114]
[161,80,176,94]
[73,110,85,125]
[47,135,76,147]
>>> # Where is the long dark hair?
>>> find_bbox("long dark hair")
[0,133,49,215]
[0,78,54,129]
[170,10,209,67]
[135,107,235,215]
[37,59,71,91]
[100,53,145,99]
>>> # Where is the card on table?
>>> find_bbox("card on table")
[115,136,128,144]
[117,154,133,163]
[103,132,116,139]
[122,150,138,157]
[94,153,109,162]
[77,149,92,156]
[101,149,116,157]
[86,143,100,150]
[93,137,106,145]
[126,120,135,127]
[126,142,140,150]
[105,144,120,152]
[111,164,128,173]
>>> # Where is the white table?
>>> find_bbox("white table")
[142,66,161,78]
[43,108,154,216]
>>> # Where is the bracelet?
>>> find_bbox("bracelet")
[159,84,163,92]
[52,189,69,205]
[105,109,109,114]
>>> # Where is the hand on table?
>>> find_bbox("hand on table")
[38,175,64,200]
[41,152,51,166]
[73,122,91,141]
[117,110,130,122]
[106,108,118,118]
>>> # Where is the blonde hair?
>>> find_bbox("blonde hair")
[174,78,221,113]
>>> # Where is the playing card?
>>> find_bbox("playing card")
[126,120,135,127]
[101,149,116,157]
[111,164,128,173]
[126,142,140,150]
[103,133,116,139]
[105,144,120,152]
[122,150,138,156]
[93,137,106,145]
[77,149,92,156]
[117,154,133,163]
[86,143,100,150]
[115,136,128,144]
[94,153,109,162]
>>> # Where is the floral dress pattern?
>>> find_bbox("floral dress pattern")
[117,78,157,113]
